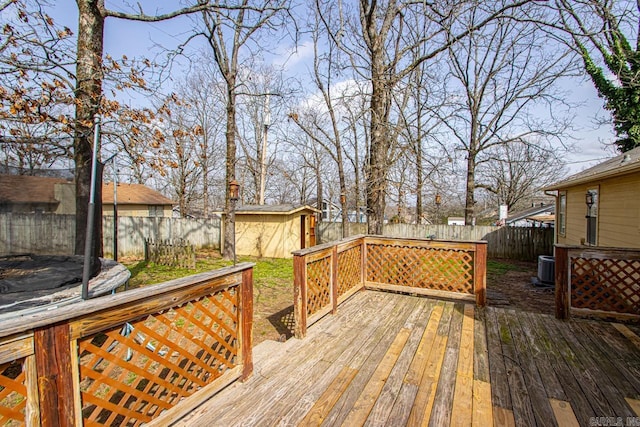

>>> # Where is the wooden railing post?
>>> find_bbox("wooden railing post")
[331,246,338,314]
[473,241,487,307]
[241,267,254,381]
[361,236,367,286]
[555,245,570,319]
[34,324,75,427]
[293,254,307,339]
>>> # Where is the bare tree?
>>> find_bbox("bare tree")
[441,5,576,224]
[317,0,537,234]
[199,1,290,259]
[478,140,566,211]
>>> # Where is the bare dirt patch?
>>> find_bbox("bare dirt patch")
[486,259,555,316]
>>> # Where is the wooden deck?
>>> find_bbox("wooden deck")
[176,291,640,426]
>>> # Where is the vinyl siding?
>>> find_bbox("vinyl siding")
[556,171,640,248]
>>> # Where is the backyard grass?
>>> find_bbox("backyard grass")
[121,250,295,345]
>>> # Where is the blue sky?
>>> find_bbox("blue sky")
[49,1,618,175]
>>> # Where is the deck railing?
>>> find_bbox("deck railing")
[0,262,254,426]
[555,245,640,320]
[293,235,487,338]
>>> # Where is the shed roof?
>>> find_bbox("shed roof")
[544,146,640,190]
[0,174,69,204]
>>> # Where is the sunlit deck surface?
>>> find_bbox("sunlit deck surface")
[177,290,640,426]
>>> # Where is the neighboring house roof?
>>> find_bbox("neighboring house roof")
[103,183,173,206]
[0,174,70,204]
[235,204,320,215]
[544,146,640,190]
[506,204,555,224]
[0,175,173,206]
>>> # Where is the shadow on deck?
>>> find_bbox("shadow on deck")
[177,290,640,426]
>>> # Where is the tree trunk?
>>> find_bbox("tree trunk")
[366,76,390,235]
[464,151,476,225]
[222,86,237,259]
[75,0,104,273]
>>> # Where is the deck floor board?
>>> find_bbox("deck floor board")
[176,291,640,427]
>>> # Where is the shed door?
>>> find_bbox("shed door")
[300,215,306,249]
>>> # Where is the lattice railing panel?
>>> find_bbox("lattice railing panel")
[306,256,332,316]
[78,286,239,426]
[337,246,362,297]
[0,360,26,427]
[366,244,474,294]
[570,257,640,314]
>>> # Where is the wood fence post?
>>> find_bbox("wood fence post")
[332,246,338,314]
[240,267,253,381]
[555,245,569,320]
[293,254,307,339]
[474,242,488,307]
[34,324,75,427]
[361,236,367,287]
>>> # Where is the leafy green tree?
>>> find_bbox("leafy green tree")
[556,0,640,152]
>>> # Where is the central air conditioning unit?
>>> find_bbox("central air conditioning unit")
[537,255,555,285]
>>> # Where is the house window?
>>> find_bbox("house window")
[586,188,598,245]
[149,205,164,217]
[558,192,566,236]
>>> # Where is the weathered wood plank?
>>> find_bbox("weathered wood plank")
[383,302,444,426]
[24,355,40,427]
[552,318,635,419]
[451,305,475,426]
[320,297,423,426]
[473,380,493,427]
[473,307,489,383]
[485,308,512,411]
[473,243,487,307]
[177,291,379,425]
[364,300,435,426]
[240,293,406,426]
[404,303,444,387]
[626,398,640,416]
[294,254,308,339]
[240,267,253,380]
[549,399,579,427]
[428,302,465,426]
[34,324,74,427]
[504,309,556,425]
[568,320,640,399]
[0,333,33,365]
[342,327,412,425]
[612,323,640,351]
[493,406,515,427]
[297,366,358,426]
[526,313,599,427]
[493,309,537,427]
[275,294,415,427]
[518,312,566,401]
[407,302,454,426]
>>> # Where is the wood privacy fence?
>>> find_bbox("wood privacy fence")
[0,213,221,257]
[292,235,487,338]
[555,245,640,321]
[145,238,196,269]
[318,222,553,261]
[0,263,254,426]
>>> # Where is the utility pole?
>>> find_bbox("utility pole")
[258,94,270,205]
